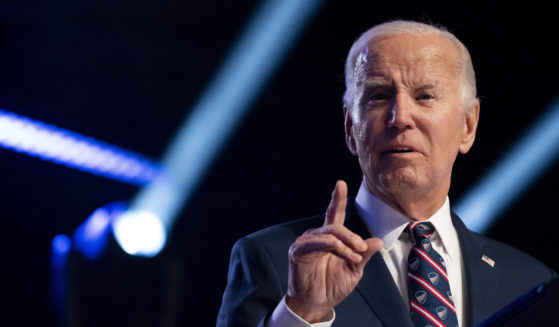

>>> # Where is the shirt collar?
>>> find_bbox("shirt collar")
[354,182,457,260]
[355,182,410,251]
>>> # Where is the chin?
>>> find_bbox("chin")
[377,170,420,193]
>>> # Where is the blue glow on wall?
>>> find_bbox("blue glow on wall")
[456,98,559,233]
[0,109,162,185]
[116,0,323,257]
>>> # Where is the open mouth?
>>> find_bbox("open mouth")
[388,147,413,154]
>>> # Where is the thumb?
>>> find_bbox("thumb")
[359,237,384,267]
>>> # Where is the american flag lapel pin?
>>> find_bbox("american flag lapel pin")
[481,254,495,268]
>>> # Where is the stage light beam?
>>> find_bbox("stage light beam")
[456,97,559,233]
[0,109,162,185]
[119,0,324,256]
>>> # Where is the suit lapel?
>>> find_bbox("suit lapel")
[346,201,414,327]
[357,253,415,327]
[452,213,500,326]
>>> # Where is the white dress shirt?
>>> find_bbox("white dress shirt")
[268,182,467,327]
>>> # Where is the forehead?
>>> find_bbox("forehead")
[354,33,461,83]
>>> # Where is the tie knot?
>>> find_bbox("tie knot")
[408,221,434,242]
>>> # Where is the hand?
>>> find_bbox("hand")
[285,180,384,323]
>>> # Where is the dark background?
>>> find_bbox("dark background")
[1,1,557,326]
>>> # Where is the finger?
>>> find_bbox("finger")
[309,224,367,252]
[302,228,319,236]
[324,180,348,226]
[291,233,363,264]
[358,237,384,268]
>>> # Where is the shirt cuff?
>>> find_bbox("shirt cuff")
[266,296,335,327]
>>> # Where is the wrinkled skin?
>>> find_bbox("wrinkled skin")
[345,33,479,219]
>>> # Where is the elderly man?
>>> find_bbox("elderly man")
[217,20,555,327]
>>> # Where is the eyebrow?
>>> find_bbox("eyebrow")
[415,82,439,92]
[364,73,441,86]
[363,76,392,87]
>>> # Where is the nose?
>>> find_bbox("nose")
[386,93,414,130]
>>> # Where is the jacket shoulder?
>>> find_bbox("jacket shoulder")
[452,212,554,279]
[245,215,324,244]
[473,231,554,279]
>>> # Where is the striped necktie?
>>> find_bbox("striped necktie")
[407,221,458,327]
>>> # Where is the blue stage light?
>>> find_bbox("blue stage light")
[121,0,323,257]
[73,202,127,261]
[52,234,72,257]
[51,233,72,325]
[456,98,559,233]
[0,109,162,185]
[112,209,166,257]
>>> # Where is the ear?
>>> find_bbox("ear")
[459,100,480,154]
[344,106,358,155]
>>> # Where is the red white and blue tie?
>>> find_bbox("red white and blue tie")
[408,222,458,327]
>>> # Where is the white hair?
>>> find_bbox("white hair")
[343,20,478,111]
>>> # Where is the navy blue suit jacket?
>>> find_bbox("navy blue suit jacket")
[217,201,556,326]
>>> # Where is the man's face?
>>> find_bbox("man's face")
[345,33,478,213]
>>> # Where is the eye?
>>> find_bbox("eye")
[416,93,434,101]
[361,85,393,108]
[368,92,391,102]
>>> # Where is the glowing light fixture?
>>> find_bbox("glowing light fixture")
[0,109,162,185]
[120,0,323,256]
[456,98,559,233]
[52,234,72,257]
[112,210,166,257]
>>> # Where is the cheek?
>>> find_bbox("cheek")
[353,119,381,170]
[353,117,379,156]
[354,110,384,142]
[428,115,464,163]
[355,120,369,141]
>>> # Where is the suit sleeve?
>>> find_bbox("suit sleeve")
[217,237,285,327]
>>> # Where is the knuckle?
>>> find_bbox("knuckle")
[335,239,345,249]
[288,243,297,258]
[328,224,340,233]
[289,238,308,258]
[329,237,343,251]
[303,228,317,235]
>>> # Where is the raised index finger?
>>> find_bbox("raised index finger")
[324,180,348,226]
